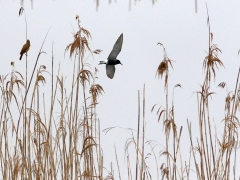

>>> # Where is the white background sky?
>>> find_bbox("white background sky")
[0,0,240,179]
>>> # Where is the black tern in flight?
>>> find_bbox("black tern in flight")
[99,33,123,79]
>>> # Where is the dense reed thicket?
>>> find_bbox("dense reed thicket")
[0,7,239,180]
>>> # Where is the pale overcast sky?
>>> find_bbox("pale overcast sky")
[0,0,240,179]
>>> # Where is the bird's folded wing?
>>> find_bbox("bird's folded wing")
[108,33,123,60]
[20,44,30,54]
[106,65,115,79]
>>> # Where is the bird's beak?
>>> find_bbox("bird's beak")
[120,63,123,65]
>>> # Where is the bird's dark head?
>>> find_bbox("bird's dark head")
[116,60,123,65]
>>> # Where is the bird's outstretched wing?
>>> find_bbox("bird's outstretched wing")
[108,33,123,60]
[106,65,115,79]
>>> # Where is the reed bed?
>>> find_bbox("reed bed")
[0,7,239,180]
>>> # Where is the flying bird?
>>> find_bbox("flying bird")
[19,39,30,60]
[99,33,123,79]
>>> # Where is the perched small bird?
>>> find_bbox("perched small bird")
[19,39,30,60]
[99,33,123,79]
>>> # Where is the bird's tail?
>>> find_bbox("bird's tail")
[99,61,107,65]
[19,54,23,60]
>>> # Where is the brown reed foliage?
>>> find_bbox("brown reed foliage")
[0,6,240,180]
